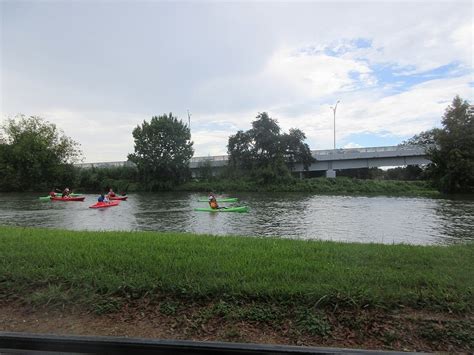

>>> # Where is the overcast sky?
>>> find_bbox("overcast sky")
[1,0,473,162]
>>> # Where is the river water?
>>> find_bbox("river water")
[0,192,473,245]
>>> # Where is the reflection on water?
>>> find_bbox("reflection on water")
[0,192,473,245]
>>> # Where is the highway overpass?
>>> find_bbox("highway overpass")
[76,145,431,178]
[189,145,431,178]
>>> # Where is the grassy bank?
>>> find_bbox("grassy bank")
[177,177,439,197]
[1,225,473,351]
[1,226,471,311]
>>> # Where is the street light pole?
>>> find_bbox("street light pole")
[187,110,191,133]
[330,100,340,150]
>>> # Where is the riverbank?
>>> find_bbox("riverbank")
[4,177,440,197]
[176,177,439,197]
[0,226,472,351]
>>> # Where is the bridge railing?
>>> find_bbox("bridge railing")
[190,155,229,163]
[75,161,135,169]
[188,145,429,161]
[313,145,429,156]
[75,145,431,168]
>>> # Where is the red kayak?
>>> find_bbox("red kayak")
[51,196,85,202]
[109,196,128,201]
[89,201,120,209]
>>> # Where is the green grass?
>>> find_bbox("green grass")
[178,177,440,197]
[0,226,472,312]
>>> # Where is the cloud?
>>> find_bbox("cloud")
[1,0,472,161]
[191,129,232,157]
[266,47,376,96]
[195,45,377,115]
[2,109,148,163]
[272,74,472,150]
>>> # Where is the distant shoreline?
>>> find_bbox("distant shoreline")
[176,177,439,197]
[3,177,440,197]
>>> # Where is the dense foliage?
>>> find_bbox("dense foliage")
[74,165,139,193]
[401,128,440,147]
[0,115,81,191]
[128,113,193,190]
[334,166,425,181]
[427,96,474,193]
[227,112,314,183]
[179,177,438,196]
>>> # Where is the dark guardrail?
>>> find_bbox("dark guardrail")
[0,332,421,354]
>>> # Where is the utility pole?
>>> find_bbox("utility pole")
[187,110,191,133]
[330,100,340,150]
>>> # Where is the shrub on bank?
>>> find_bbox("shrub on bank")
[177,177,438,196]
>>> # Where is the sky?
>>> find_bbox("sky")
[1,0,473,163]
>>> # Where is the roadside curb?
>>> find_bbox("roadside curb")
[0,332,424,354]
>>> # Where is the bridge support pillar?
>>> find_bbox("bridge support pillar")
[326,169,336,178]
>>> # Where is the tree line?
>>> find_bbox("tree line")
[0,116,80,191]
[0,96,472,193]
[400,96,473,193]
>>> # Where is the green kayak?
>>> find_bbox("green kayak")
[197,197,239,202]
[39,193,83,200]
[195,206,249,213]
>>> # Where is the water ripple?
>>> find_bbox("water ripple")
[0,192,473,245]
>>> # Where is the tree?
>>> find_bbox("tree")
[251,113,281,165]
[384,166,424,181]
[74,165,139,192]
[128,113,193,189]
[228,130,254,171]
[400,128,441,147]
[428,96,474,193]
[0,115,81,191]
[227,112,314,183]
[282,128,314,171]
[197,159,214,181]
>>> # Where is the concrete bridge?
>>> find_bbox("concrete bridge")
[76,145,431,178]
[191,145,430,177]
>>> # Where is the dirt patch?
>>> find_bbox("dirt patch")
[0,299,472,352]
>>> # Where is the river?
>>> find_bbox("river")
[0,192,473,245]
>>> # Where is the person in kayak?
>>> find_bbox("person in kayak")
[208,192,227,210]
[208,192,219,209]
[107,188,116,198]
[98,194,110,204]
[62,187,70,198]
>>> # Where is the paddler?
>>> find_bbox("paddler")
[107,188,116,198]
[98,193,110,204]
[61,187,70,198]
[208,192,219,209]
